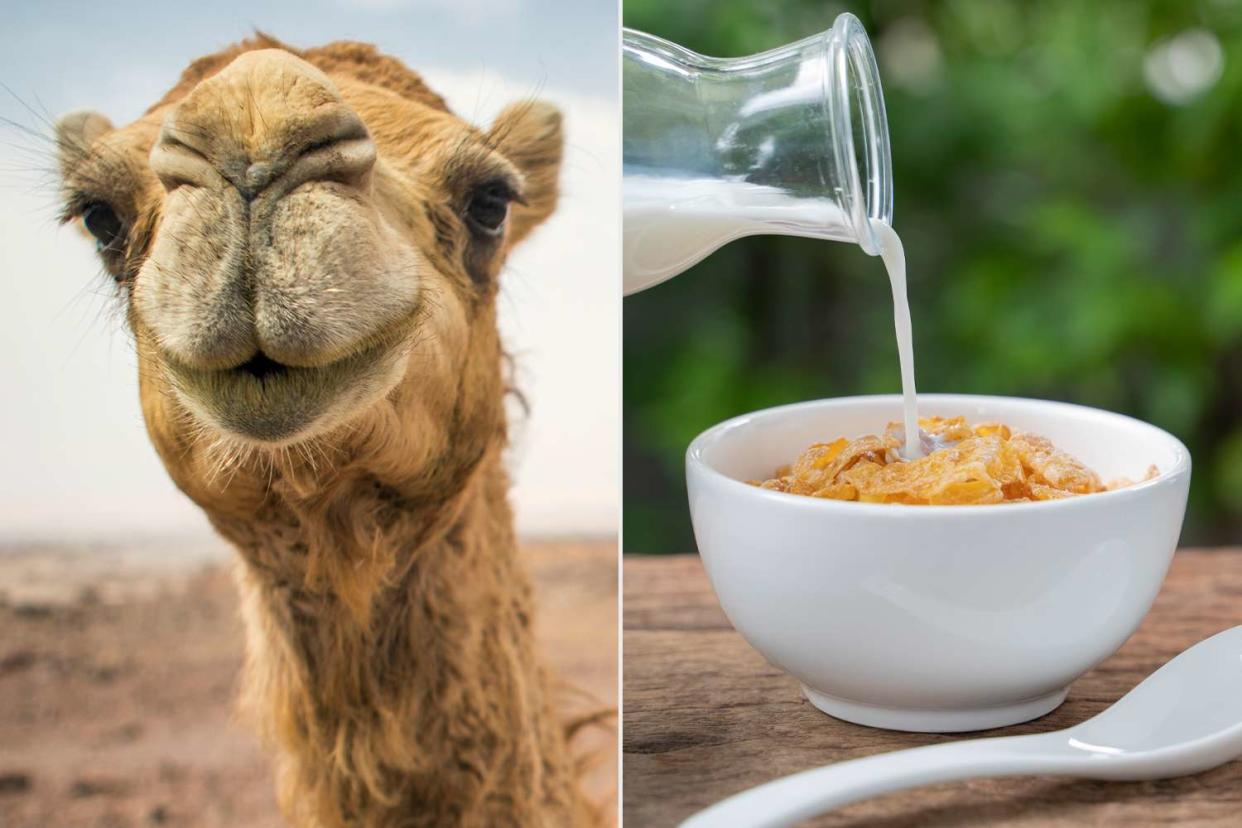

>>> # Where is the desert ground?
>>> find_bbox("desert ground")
[0,538,617,827]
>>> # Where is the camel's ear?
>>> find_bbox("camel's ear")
[487,101,562,247]
[55,110,115,177]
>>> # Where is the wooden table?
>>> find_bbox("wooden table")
[624,549,1242,826]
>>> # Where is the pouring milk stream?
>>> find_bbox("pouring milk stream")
[622,15,922,458]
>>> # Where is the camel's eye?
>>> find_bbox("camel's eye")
[465,182,515,237]
[82,202,125,253]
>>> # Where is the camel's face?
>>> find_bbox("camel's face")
[56,45,561,450]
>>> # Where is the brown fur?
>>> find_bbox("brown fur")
[55,35,600,827]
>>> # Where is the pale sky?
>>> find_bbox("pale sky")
[0,0,619,542]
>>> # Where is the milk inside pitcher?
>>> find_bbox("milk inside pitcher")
[622,13,894,295]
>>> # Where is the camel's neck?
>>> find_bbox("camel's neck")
[211,451,587,827]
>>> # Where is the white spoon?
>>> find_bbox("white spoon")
[682,625,1242,828]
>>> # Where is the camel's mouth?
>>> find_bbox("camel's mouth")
[163,331,412,445]
[235,352,290,382]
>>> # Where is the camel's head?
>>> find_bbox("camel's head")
[55,38,561,502]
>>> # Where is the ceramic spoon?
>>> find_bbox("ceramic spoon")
[681,625,1242,828]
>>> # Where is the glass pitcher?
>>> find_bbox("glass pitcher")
[623,13,893,294]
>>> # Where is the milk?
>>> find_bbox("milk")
[623,175,923,460]
[871,220,922,460]
[623,176,854,295]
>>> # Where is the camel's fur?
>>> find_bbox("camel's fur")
[55,34,598,826]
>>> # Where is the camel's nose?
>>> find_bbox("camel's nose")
[149,49,376,201]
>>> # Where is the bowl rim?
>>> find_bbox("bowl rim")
[686,393,1192,515]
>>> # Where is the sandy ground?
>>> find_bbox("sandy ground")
[0,538,617,827]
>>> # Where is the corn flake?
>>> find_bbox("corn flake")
[753,417,1151,505]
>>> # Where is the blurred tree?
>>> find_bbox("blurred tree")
[624,0,1242,553]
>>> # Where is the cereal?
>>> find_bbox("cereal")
[751,417,1153,505]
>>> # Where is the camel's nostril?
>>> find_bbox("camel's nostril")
[292,133,377,190]
[236,352,288,380]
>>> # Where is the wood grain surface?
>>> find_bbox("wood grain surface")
[623,549,1242,827]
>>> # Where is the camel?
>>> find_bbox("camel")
[53,34,601,827]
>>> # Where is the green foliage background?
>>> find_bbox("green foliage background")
[623,0,1242,553]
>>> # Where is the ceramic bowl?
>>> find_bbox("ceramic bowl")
[686,394,1191,732]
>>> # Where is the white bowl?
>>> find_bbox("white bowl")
[686,394,1191,732]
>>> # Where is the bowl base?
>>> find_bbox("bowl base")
[801,685,1068,733]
